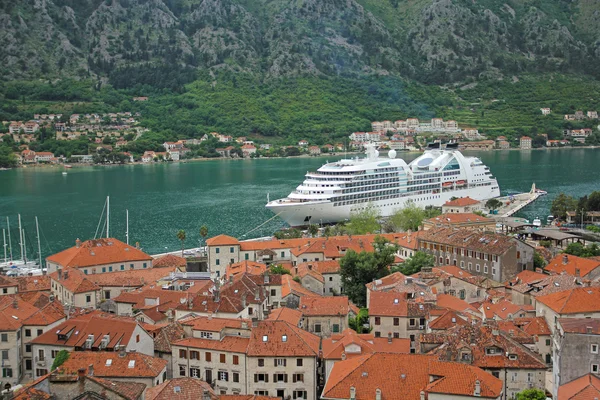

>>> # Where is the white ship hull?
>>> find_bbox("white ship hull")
[266,144,501,227]
[267,185,499,227]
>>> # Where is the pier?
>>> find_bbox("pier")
[494,183,545,218]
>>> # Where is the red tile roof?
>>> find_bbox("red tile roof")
[480,299,533,320]
[226,260,268,278]
[16,275,51,293]
[545,254,600,278]
[267,307,303,326]
[0,275,18,288]
[558,373,600,399]
[0,296,42,330]
[50,268,100,294]
[23,301,66,327]
[30,314,140,349]
[281,274,320,299]
[512,317,551,336]
[146,378,216,400]
[368,292,409,317]
[322,329,409,360]
[536,287,600,314]
[436,294,479,315]
[428,310,469,330]
[46,238,152,268]
[558,318,600,335]
[247,320,320,357]
[60,351,167,378]
[443,197,480,207]
[152,254,187,268]
[180,315,251,332]
[425,212,494,225]
[299,296,357,317]
[206,235,239,246]
[322,353,502,399]
[153,322,186,353]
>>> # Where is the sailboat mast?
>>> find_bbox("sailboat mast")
[23,228,27,263]
[6,217,12,261]
[36,217,42,268]
[126,209,129,245]
[2,229,6,263]
[18,214,24,261]
[106,196,110,239]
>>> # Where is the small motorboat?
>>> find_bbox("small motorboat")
[533,217,542,227]
[62,172,67,175]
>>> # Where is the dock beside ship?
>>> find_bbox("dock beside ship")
[495,183,546,218]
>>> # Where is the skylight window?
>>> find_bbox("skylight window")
[128,360,135,368]
[106,359,112,366]
[282,335,287,342]
[262,335,268,342]
[394,299,399,304]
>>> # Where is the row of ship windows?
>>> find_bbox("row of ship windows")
[333,194,442,207]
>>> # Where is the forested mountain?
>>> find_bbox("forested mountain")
[2,0,600,86]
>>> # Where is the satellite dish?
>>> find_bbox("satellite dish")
[388,149,397,159]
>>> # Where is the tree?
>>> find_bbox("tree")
[51,350,70,370]
[388,203,439,232]
[563,242,600,257]
[269,265,291,275]
[550,193,577,221]
[393,251,435,275]
[176,229,186,256]
[345,203,380,235]
[534,251,546,270]
[348,308,370,333]
[307,224,319,237]
[199,225,208,249]
[515,388,546,400]
[485,198,503,212]
[340,236,398,306]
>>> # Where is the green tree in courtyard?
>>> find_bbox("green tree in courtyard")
[340,236,398,306]
[176,229,186,257]
[393,251,435,275]
[51,350,70,370]
[345,203,380,235]
[515,388,546,400]
[349,308,370,333]
[563,242,600,257]
[269,265,291,275]
[485,198,503,212]
[534,251,546,270]
[307,224,319,237]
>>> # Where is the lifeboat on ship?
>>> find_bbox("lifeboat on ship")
[442,182,453,188]
[456,180,466,186]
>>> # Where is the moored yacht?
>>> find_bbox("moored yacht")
[266,143,501,227]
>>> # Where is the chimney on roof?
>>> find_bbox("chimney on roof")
[214,287,220,303]
[88,364,94,376]
[474,380,481,397]
[263,272,270,284]
[562,255,568,265]
[375,388,382,400]
[308,264,313,270]
[119,346,126,358]
[12,298,17,309]
[77,368,86,379]
[76,238,81,248]
[202,390,211,400]
[136,242,140,249]
[241,321,248,330]
[241,296,246,309]
[254,288,260,301]
[341,352,346,360]
[294,267,298,275]
[58,269,63,281]
[64,271,69,280]
[229,275,234,284]
[575,268,580,277]
[350,386,356,400]
[492,329,499,336]
[420,391,425,400]
[387,332,392,343]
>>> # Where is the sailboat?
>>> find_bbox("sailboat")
[0,215,45,276]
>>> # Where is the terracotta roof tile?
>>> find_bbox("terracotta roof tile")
[425,212,494,225]
[322,329,410,360]
[281,274,320,299]
[206,235,239,246]
[436,294,480,315]
[152,254,187,268]
[50,268,100,294]
[0,275,18,288]
[480,299,533,320]
[153,322,186,353]
[418,227,517,255]
[545,254,600,278]
[181,315,251,332]
[47,238,152,268]
[247,320,320,357]
[146,378,216,400]
[0,296,42,330]
[323,353,502,399]
[299,296,357,317]
[226,261,268,278]
[537,287,600,314]
[369,292,409,317]
[558,373,600,399]
[23,301,66,326]
[428,310,469,330]
[267,307,303,326]
[60,351,168,378]
[444,197,480,207]
[558,318,600,335]
[16,275,51,293]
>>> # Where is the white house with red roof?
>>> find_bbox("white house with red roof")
[241,144,257,157]
[441,197,482,213]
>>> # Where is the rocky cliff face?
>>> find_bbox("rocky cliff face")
[1,0,598,84]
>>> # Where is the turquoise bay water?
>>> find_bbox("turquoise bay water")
[0,148,598,259]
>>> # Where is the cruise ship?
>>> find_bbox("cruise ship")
[266,143,500,227]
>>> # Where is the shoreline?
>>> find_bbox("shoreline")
[4,145,599,171]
